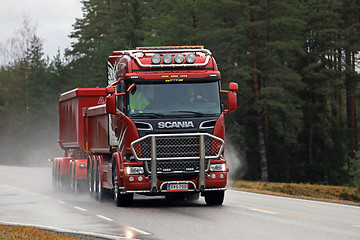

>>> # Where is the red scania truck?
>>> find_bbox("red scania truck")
[51,46,237,206]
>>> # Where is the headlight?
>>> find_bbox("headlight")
[124,166,144,175]
[186,53,196,63]
[163,54,173,64]
[174,53,184,64]
[151,54,161,64]
[210,163,226,172]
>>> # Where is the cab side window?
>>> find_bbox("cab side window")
[117,81,125,113]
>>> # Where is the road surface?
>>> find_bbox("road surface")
[0,165,359,240]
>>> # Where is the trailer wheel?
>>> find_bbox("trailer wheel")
[73,166,78,192]
[113,166,133,207]
[87,160,93,194]
[92,161,97,197]
[58,164,62,189]
[52,163,57,190]
[56,163,60,189]
[70,163,75,191]
[204,190,224,206]
[96,162,103,201]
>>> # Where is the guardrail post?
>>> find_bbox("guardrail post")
[199,135,205,190]
[151,136,158,192]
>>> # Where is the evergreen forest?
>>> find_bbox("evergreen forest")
[1,0,360,187]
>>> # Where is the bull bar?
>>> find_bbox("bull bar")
[130,133,225,192]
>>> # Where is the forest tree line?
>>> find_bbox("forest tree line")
[0,0,360,187]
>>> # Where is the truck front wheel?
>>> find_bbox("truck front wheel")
[113,166,133,207]
[204,190,225,206]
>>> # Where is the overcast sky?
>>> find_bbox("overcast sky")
[0,0,83,60]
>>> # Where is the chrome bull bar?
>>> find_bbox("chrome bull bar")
[130,133,224,192]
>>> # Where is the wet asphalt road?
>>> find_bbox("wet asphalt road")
[0,165,360,240]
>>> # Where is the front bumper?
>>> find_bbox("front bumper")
[120,171,227,194]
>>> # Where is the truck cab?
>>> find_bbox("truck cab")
[102,46,237,205]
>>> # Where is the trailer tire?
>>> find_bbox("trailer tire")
[52,163,57,190]
[204,190,224,206]
[70,163,75,191]
[113,165,133,207]
[93,161,97,198]
[96,162,103,201]
[74,166,80,192]
[87,160,93,194]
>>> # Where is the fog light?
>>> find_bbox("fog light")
[129,176,134,182]
[138,176,143,181]
[220,173,225,179]
[211,174,216,179]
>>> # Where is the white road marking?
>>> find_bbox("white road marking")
[232,189,360,209]
[239,204,319,220]
[74,206,87,212]
[57,200,66,204]
[127,226,151,235]
[250,208,277,214]
[96,215,114,222]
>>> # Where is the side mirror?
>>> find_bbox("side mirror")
[229,82,238,91]
[106,95,116,114]
[106,86,115,94]
[228,91,237,112]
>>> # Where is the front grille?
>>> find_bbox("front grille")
[145,159,210,173]
[131,133,224,161]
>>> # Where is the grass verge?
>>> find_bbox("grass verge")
[0,225,86,240]
[229,180,360,206]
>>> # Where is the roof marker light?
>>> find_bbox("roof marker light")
[174,53,184,64]
[186,53,196,64]
[151,54,161,64]
[163,54,173,64]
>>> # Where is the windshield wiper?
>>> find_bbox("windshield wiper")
[170,110,205,117]
[130,112,165,118]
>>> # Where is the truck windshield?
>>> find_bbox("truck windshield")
[127,82,221,117]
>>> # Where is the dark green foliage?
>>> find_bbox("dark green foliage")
[1,0,360,186]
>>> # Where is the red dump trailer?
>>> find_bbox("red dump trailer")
[51,46,238,206]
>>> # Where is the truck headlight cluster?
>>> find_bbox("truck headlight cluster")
[124,166,144,175]
[210,163,226,172]
[150,53,196,64]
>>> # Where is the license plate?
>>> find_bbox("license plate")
[167,184,188,191]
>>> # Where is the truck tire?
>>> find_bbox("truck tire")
[204,190,224,206]
[96,162,103,201]
[70,164,74,191]
[73,166,77,191]
[113,165,133,207]
[92,162,97,198]
[87,161,93,194]
[52,164,57,190]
